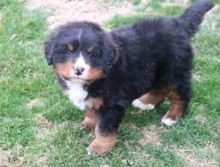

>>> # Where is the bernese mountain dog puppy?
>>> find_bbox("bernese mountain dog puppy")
[44,0,214,155]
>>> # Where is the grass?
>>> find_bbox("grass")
[0,0,220,166]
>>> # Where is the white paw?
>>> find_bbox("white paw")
[86,147,92,155]
[132,99,155,110]
[86,146,99,156]
[161,116,177,127]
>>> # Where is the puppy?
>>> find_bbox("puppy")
[44,0,214,155]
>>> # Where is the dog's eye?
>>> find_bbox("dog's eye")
[87,46,96,54]
[67,44,75,53]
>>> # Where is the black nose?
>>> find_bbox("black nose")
[74,67,85,76]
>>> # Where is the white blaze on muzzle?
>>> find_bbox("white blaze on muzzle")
[74,53,90,77]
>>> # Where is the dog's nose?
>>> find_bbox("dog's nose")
[74,67,85,76]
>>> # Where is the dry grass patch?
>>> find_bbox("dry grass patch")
[26,98,44,109]
[203,5,220,31]
[174,146,218,167]
[204,142,219,153]
[35,155,48,167]
[212,124,220,134]
[0,148,9,167]
[25,0,134,29]
[194,114,207,124]
[7,144,27,167]
[35,115,53,140]
[35,115,53,129]
[139,125,162,145]
[162,0,188,7]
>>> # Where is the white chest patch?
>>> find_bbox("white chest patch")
[65,80,89,111]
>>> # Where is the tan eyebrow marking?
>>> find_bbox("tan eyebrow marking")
[87,46,96,53]
[67,44,75,52]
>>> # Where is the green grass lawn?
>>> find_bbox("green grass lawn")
[0,0,220,166]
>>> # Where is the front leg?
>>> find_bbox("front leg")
[81,109,98,130]
[87,105,124,155]
[81,97,103,130]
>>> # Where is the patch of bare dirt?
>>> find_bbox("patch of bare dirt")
[204,142,219,153]
[36,115,53,128]
[100,165,110,167]
[175,147,218,167]
[204,5,220,31]
[0,148,9,167]
[138,125,162,145]
[35,155,48,166]
[26,98,44,109]
[35,115,53,139]
[10,156,25,167]
[212,124,220,134]
[194,114,207,124]
[7,144,27,167]
[162,0,188,7]
[25,0,134,29]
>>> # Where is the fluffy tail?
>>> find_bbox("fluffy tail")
[180,0,214,37]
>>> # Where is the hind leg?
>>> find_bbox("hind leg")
[132,86,166,111]
[161,85,191,126]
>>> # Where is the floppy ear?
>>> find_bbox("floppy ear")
[101,34,118,74]
[44,40,54,65]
